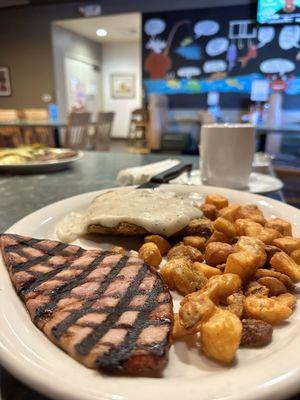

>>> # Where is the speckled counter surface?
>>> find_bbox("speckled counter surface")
[0,151,286,400]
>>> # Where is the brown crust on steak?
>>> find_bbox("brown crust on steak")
[88,217,213,238]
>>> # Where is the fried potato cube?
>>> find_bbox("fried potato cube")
[234,218,254,236]
[290,250,300,264]
[218,204,241,222]
[138,242,162,267]
[144,234,171,256]
[179,293,216,331]
[213,217,237,239]
[236,204,266,225]
[111,246,126,255]
[270,251,300,282]
[224,251,259,283]
[206,231,229,245]
[199,309,242,364]
[173,313,193,339]
[183,235,206,250]
[265,218,292,236]
[244,295,292,324]
[205,242,234,266]
[245,281,269,297]
[172,263,208,295]
[244,222,282,245]
[199,203,218,221]
[275,293,297,309]
[234,236,266,268]
[205,194,228,210]
[160,258,192,290]
[226,293,245,318]
[201,273,242,304]
[193,262,222,279]
[273,237,300,255]
[167,243,203,262]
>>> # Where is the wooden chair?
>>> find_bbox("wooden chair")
[63,112,91,150]
[93,112,115,151]
[128,108,149,150]
[0,109,22,148]
[22,108,55,146]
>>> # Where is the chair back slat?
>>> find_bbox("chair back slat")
[93,112,114,151]
[64,112,91,150]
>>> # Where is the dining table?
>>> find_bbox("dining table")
[0,150,293,400]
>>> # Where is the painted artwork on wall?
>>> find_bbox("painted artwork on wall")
[111,74,135,99]
[0,67,11,96]
[142,5,300,109]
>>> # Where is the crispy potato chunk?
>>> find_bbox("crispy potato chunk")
[200,273,242,304]
[111,246,126,255]
[273,237,300,255]
[245,281,269,297]
[265,218,292,236]
[270,252,300,282]
[199,203,218,221]
[193,262,222,279]
[144,235,171,256]
[205,194,228,210]
[172,263,208,295]
[205,242,234,266]
[173,313,193,338]
[244,295,292,324]
[167,243,203,262]
[138,242,162,267]
[179,293,216,331]
[255,268,294,292]
[225,251,259,283]
[218,204,241,222]
[160,258,192,290]
[290,249,300,264]
[199,309,242,364]
[243,222,282,245]
[226,293,245,318]
[234,236,266,268]
[276,293,297,309]
[206,231,229,245]
[183,235,206,250]
[236,204,266,225]
[213,217,237,239]
[257,277,287,296]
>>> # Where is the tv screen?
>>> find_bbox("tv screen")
[258,0,300,24]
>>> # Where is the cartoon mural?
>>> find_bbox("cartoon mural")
[142,4,300,109]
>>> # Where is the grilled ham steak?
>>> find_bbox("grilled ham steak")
[0,234,173,375]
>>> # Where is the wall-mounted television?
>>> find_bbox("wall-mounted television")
[257,0,300,24]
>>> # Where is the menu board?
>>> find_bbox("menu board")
[142,4,300,109]
[258,0,300,24]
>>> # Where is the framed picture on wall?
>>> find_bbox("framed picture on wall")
[110,74,135,99]
[0,67,11,96]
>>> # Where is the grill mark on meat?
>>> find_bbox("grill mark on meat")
[95,282,166,371]
[34,252,110,322]
[75,263,148,356]
[51,255,130,340]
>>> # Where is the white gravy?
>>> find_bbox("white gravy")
[56,188,203,242]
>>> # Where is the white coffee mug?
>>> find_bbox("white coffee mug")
[200,124,255,189]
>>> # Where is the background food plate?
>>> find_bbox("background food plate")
[0,149,83,174]
[0,184,300,400]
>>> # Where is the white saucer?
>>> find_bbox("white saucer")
[171,170,283,193]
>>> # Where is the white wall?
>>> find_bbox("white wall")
[101,42,142,138]
[52,25,102,119]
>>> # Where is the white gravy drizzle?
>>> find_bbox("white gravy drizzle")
[56,188,203,242]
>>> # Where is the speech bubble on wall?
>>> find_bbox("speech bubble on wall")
[260,58,295,75]
[177,66,201,78]
[144,18,166,36]
[194,20,219,39]
[257,26,275,49]
[206,38,229,56]
[279,26,300,50]
[203,60,227,74]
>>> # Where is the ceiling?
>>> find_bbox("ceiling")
[55,12,141,43]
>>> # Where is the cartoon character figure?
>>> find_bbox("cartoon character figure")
[238,42,257,68]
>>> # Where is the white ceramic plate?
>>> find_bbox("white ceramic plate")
[1,185,300,400]
[171,170,283,193]
[0,150,83,173]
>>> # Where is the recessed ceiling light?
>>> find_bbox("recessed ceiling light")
[96,28,108,37]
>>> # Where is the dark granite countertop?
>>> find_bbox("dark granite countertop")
[0,151,287,400]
